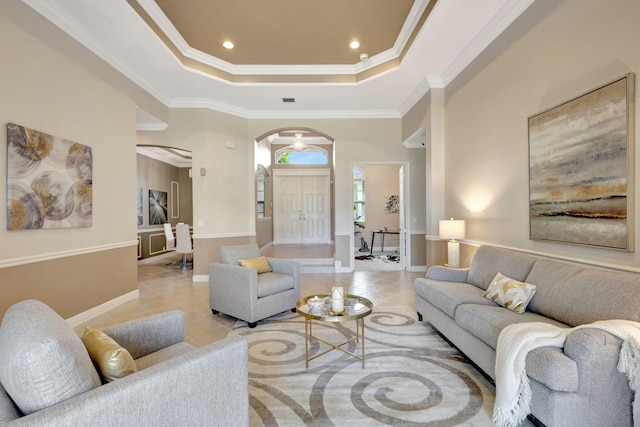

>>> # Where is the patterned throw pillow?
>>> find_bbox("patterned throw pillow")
[483,272,537,314]
[238,256,273,273]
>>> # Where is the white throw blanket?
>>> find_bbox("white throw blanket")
[493,320,640,427]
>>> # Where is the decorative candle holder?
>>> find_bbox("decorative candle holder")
[331,285,344,314]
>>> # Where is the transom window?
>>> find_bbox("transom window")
[275,145,328,165]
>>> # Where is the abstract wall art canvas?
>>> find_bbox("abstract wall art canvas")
[529,74,635,251]
[7,123,93,230]
[149,190,167,225]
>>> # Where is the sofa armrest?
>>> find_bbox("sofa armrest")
[564,328,632,403]
[426,265,469,282]
[11,336,249,427]
[268,258,300,288]
[99,310,185,360]
[525,346,578,392]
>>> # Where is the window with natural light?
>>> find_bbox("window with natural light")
[353,167,365,224]
[275,145,328,164]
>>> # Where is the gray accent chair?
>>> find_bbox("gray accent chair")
[0,299,249,426]
[209,243,301,328]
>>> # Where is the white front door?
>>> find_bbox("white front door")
[274,170,330,244]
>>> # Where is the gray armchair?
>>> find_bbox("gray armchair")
[209,243,300,328]
[0,299,249,426]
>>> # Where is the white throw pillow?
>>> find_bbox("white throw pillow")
[483,272,537,314]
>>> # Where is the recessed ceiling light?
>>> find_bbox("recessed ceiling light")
[349,40,360,50]
[223,41,234,49]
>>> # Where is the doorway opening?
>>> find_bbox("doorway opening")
[253,128,335,251]
[352,162,409,272]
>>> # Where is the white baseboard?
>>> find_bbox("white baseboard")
[66,290,139,328]
[192,275,209,282]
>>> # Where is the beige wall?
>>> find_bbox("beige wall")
[137,108,252,275]
[0,3,140,318]
[442,0,640,270]
[136,154,193,229]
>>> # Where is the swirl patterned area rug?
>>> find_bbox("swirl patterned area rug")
[228,306,499,426]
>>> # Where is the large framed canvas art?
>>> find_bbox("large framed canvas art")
[528,74,635,251]
[149,190,168,225]
[7,123,93,230]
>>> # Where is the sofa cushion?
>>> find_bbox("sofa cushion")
[483,273,537,314]
[0,300,101,415]
[81,327,137,383]
[414,279,494,318]
[467,246,538,290]
[526,259,640,326]
[238,255,272,273]
[455,303,568,350]
[257,272,295,297]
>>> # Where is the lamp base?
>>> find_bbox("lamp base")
[447,240,460,268]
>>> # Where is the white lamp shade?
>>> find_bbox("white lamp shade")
[439,219,466,240]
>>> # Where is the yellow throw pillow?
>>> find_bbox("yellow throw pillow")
[483,272,537,314]
[81,327,137,383]
[238,256,272,273]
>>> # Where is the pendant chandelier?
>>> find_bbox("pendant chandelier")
[290,132,307,152]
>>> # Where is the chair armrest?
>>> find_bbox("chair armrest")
[426,265,469,282]
[99,310,185,360]
[209,263,259,320]
[209,263,258,295]
[12,336,249,426]
[268,258,300,288]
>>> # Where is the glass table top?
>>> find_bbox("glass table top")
[296,294,373,322]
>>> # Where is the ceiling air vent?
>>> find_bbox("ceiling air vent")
[282,97,295,103]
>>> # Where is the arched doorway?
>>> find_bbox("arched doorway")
[253,128,335,249]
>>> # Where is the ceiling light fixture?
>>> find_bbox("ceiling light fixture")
[290,132,307,152]
[360,53,369,61]
[349,40,360,50]
[223,41,234,49]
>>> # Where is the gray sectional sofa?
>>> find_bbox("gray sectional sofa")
[414,245,640,427]
[0,300,249,426]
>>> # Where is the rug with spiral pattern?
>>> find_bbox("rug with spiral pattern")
[228,306,499,426]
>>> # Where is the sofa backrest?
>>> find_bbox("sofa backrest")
[0,300,101,416]
[0,383,20,423]
[466,246,538,290]
[526,259,640,326]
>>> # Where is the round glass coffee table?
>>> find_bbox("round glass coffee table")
[296,294,373,368]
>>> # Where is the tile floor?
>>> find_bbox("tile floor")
[73,245,423,348]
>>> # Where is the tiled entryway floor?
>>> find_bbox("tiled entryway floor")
[73,249,423,347]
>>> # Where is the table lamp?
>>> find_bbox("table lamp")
[439,218,466,268]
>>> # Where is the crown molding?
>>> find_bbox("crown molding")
[169,98,401,119]
[135,0,432,79]
[23,0,170,107]
[440,0,535,86]
[136,122,169,131]
[398,77,432,116]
